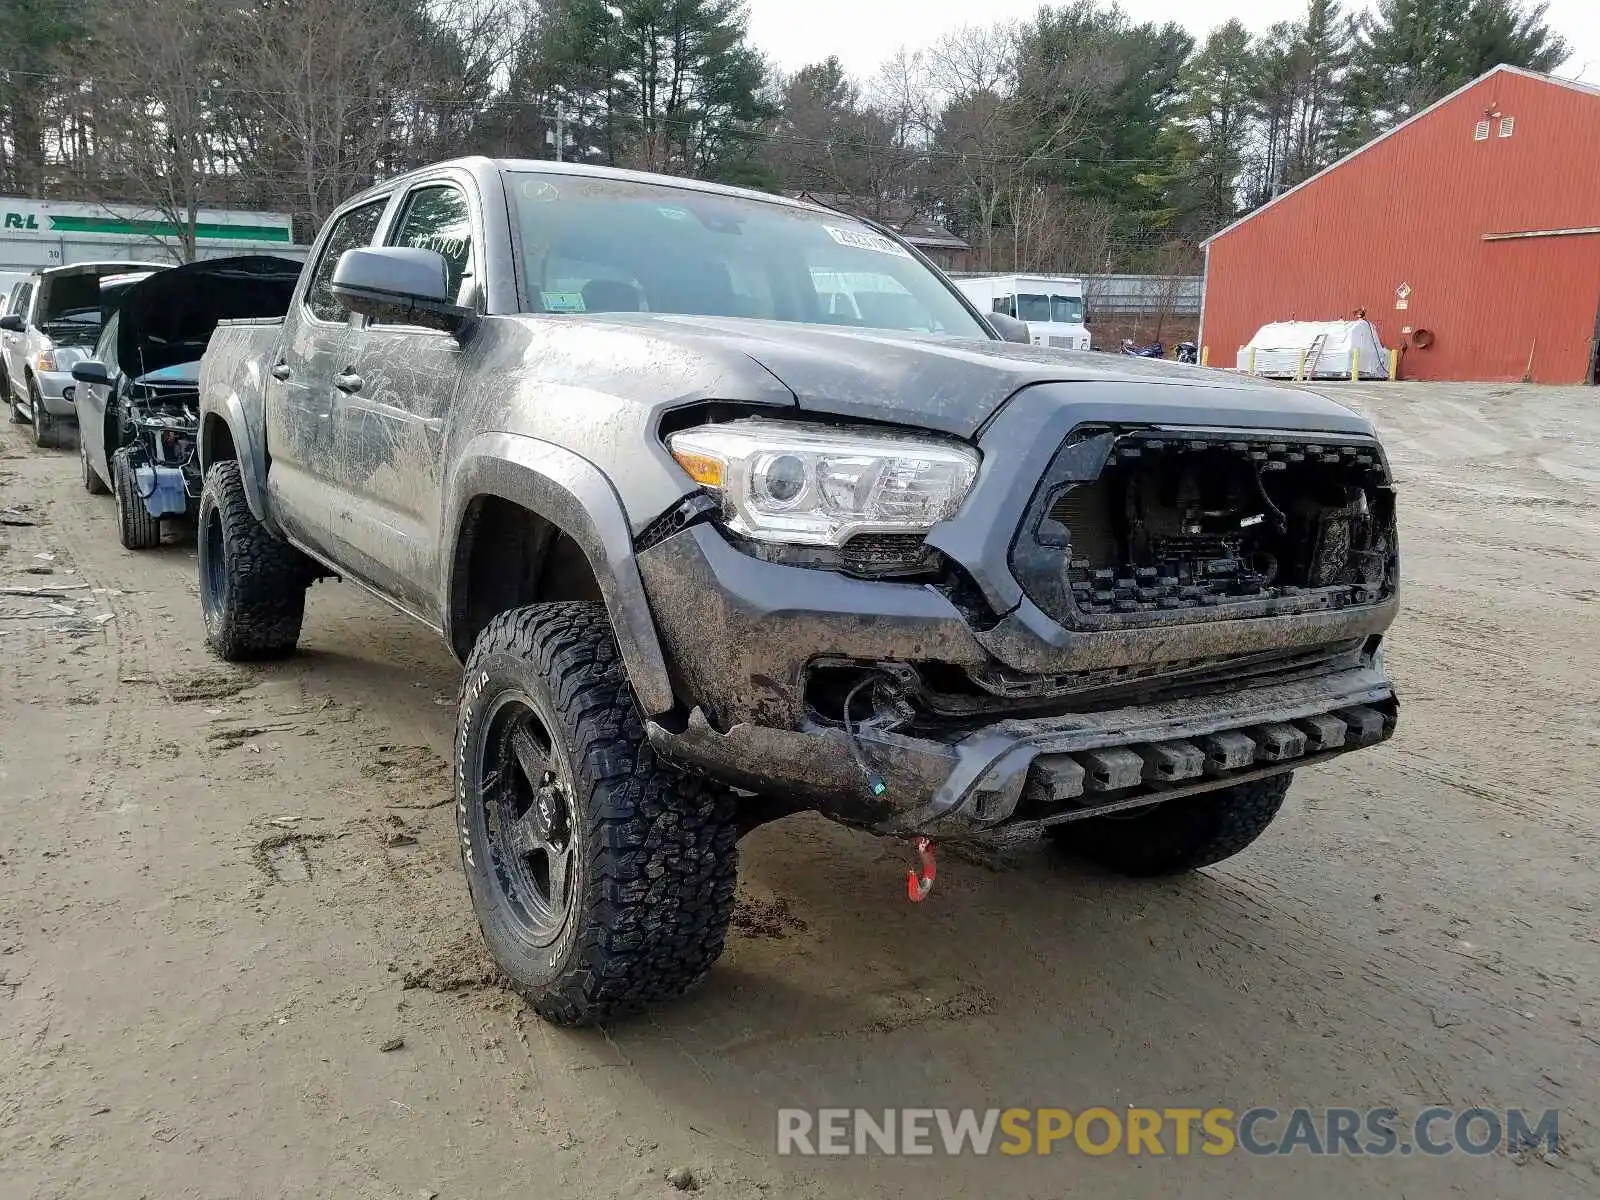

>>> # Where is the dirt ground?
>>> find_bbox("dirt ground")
[1,381,1597,1199]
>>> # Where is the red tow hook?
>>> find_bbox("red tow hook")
[906,836,937,903]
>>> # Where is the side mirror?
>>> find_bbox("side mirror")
[0,313,25,333]
[331,247,475,337]
[986,311,1032,345]
[71,359,112,387]
[1082,311,1092,326]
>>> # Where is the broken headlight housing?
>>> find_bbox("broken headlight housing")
[667,418,980,548]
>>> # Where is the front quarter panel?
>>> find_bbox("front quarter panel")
[435,316,793,714]
[442,432,676,716]
[447,317,794,532]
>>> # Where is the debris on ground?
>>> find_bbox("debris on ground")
[731,893,808,940]
[666,1166,700,1191]
[400,939,502,994]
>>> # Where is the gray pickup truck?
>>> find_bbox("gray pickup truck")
[197,157,1400,1025]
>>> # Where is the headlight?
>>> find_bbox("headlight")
[667,418,980,547]
[37,350,56,371]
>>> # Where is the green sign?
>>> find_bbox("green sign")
[1,203,292,242]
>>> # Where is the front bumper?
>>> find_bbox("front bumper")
[638,522,1398,839]
[36,370,79,417]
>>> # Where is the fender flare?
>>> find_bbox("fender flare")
[200,392,277,535]
[442,432,677,718]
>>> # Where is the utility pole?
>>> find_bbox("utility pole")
[556,101,566,163]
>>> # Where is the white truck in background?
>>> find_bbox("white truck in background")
[953,274,1092,352]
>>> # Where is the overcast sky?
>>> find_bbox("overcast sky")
[746,0,1600,88]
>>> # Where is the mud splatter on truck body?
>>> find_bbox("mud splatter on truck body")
[193,155,1401,1023]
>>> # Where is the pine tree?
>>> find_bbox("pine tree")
[1173,19,1258,226]
[1344,0,1570,143]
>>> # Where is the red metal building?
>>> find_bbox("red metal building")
[1200,66,1600,385]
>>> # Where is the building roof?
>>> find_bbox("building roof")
[790,191,970,250]
[1202,65,1600,248]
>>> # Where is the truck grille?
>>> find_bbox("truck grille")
[1011,428,1399,630]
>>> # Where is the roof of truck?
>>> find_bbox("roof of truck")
[349,156,844,222]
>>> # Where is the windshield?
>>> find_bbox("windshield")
[1015,294,1050,323]
[504,172,988,338]
[43,307,101,329]
[1016,292,1083,325]
[1051,294,1084,324]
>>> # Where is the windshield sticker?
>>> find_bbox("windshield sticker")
[521,179,561,204]
[657,206,692,221]
[541,291,587,314]
[824,225,912,258]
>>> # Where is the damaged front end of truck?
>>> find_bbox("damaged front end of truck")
[637,383,1400,850]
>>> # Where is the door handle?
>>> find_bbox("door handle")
[270,361,291,381]
[334,371,363,394]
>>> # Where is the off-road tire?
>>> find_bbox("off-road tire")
[112,448,161,549]
[29,380,57,448]
[457,602,739,1026]
[1054,773,1293,876]
[81,435,109,494]
[197,460,309,659]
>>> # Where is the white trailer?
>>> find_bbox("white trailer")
[953,274,1092,351]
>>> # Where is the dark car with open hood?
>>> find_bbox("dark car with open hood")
[72,255,302,549]
[194,157,1401,1026]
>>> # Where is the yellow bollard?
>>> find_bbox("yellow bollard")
[1388,348,1399,381]
[1247,347,1256,375]
[1351,348,1359,381]
[1200,345,1210,367]
[1296,350,1307,380]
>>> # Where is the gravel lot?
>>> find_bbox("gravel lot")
[1,381,1596,1199]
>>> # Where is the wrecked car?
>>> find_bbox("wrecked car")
[195,158,1400,1026]
[3,262,167,447]
[72,256,302,549]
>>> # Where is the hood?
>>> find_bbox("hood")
[114,255,301,378]
[574,313,1375,439]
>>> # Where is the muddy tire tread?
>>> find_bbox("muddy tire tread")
[30,380,56,448]
[460,602,738,1026]
[112,448,161,549]
[199,460,307,660]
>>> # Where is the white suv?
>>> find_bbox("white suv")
[3,262,166,447]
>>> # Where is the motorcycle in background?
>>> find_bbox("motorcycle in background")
[1120,338,1165,358]
[1120,338,1200,365]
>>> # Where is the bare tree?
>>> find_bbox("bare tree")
[94,0,236,261]
[219,0,434,235]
